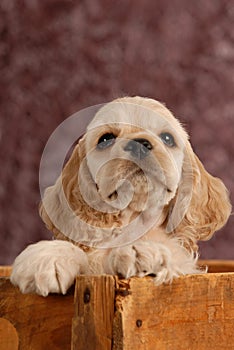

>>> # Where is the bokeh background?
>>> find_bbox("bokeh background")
[0,0,233,264]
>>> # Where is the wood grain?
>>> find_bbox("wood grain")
[0,278,74,350]
[0,266,12,277]
[1,262,234,349]
[113,273,234,350]
[199,259,234,273]
[0,317,19,350]
[72,275,115,350]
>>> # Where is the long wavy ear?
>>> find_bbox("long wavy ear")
[166,143,232,250]
[39,136,89,243]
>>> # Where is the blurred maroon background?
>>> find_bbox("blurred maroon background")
[0,0,233,264]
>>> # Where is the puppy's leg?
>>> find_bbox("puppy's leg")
[11,240,89,296]
[103,240,201,284]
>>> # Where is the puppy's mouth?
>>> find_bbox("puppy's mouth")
[95,181,118,201]
[96,180,130,203]
[108,190,118,201]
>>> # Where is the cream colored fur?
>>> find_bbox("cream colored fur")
[11,97,231,296]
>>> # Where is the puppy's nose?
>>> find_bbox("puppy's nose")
[124,138,153,159]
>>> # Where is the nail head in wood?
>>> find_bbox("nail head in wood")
[136,319,142,328]
[83,288,90,304]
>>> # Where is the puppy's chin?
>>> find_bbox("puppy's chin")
[96,168,174,213]
[97,178,135,210]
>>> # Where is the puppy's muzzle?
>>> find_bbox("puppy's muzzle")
[124,138,153,160]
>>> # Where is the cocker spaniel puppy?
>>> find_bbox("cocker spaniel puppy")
[11,97,231,296]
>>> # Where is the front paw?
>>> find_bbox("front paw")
[105,241,172,283]
[10,240,89,296]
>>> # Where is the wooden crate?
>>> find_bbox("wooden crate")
[1,261,234,350]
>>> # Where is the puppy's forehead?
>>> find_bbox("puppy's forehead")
[87,97,188,142]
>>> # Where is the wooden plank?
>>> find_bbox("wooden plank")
[1,261,234,349]
[0,266,12,277]
[72,275,115,350]
[199,260,234,273]
[0,278,74,350]
[113,273,234,350]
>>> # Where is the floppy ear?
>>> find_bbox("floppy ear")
[166,143,232,250]
[39,136,88,243]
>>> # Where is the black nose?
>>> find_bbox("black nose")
[124,138,153,159]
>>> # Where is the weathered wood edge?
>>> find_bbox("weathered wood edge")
[1,261,234,349]
[72,275,116,350]
[112,271,234,350]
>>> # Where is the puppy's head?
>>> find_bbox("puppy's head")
[84,97,187,212]
[40,97,231,249]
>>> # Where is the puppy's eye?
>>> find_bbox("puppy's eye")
[97,133,116,149]
[159,132,176,147]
